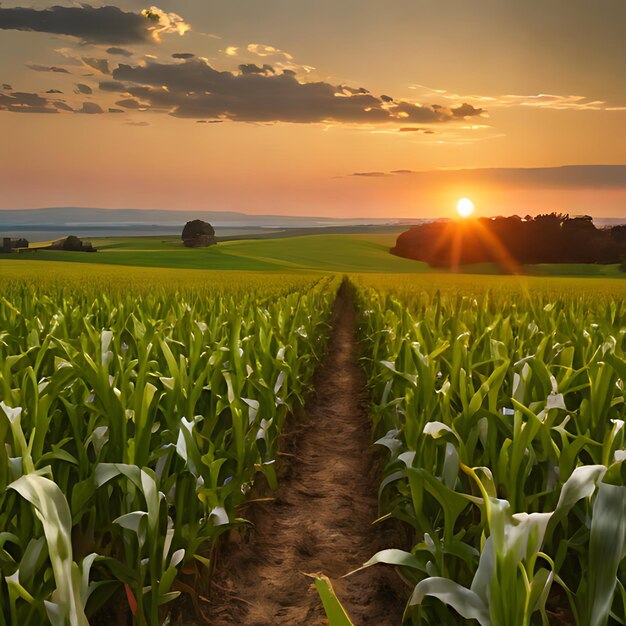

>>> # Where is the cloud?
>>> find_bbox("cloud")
[99,80,127,92]
[82,57,110,75]
[106,47,133,57]
[243,43,314,74]
[172,52,195,59]
[0,5,189,45]
[247,43,293,61]
[54,101,73,112]
[75,83,93,95]
[352,171,389,177]
[348,165,626,189]
[78,102,104,114]
[125,120,149,126]
[0,83,131,115]
[410,84,626,112]
[0,90,58,113]
[224,46,239,56]
[26,63,70,73]
[399,127,435,134]
[105,58,484,124]
[452,102,483,118]
[115,98,145,109]
[142,7,190,42]
[239,63,275,75]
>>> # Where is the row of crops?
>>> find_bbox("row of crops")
[351,276,626,626]
[0,272,339,625]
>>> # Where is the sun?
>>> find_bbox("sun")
[456,197,475,218]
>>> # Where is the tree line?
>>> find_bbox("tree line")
[392,214,626,267]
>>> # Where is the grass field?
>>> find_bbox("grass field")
[0,234,425,273]
[3,232,624,276]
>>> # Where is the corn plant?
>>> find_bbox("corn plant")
[352,276,626,625]
[0,272,338,624]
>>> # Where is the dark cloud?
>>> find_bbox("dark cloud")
[349,165,626,189]
[78,102,104,114]
[2,84,12,90]
[106,58,484,124]
[172,52,195,59]
[0,91,58,113]
[99,80,127,92]
[115,98,144,109]
[75,83,93,95]
[46,89,63,94]
[452,102,485,118]
[54,101,73,112]
[108,108,124,113]
[107,47,133,57]
[239,63,275,75]
[342,86,370,95]
[0,5,155,44]
[82,57,110,75]
[26,63,70,73]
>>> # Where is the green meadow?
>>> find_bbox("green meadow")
[2,232,625,277]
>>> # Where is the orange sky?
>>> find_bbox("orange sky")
[1,1,625,218]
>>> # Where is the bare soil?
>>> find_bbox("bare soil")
[205,280,407,625]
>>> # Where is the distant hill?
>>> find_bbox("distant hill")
[0,207,423,229]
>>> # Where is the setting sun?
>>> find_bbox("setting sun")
[456,197,475,218]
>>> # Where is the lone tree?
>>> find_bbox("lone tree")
[182,220,216,248]
[60,236,96,252]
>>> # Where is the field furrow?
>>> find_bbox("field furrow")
[206,280,406,626]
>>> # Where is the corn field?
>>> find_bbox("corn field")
[2,267,626,626]
[352,276,626,626]
[0,272,338,625]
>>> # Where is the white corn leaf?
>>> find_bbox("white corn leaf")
[9,474,89,626]
[410,577,491,626]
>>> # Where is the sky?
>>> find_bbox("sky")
[1,0,626,219]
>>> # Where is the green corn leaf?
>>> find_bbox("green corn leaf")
[586,482,626,626]
[310,574,354,626]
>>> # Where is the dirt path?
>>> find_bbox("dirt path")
[206,281,406,626]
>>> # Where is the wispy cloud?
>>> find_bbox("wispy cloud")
[409,84,626,112]
[222,42,315,74]
[81,57,110,75]
[247,43,293,61]
[106,47,134,58]
[26,63,70,74]
[347,165,626,188]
